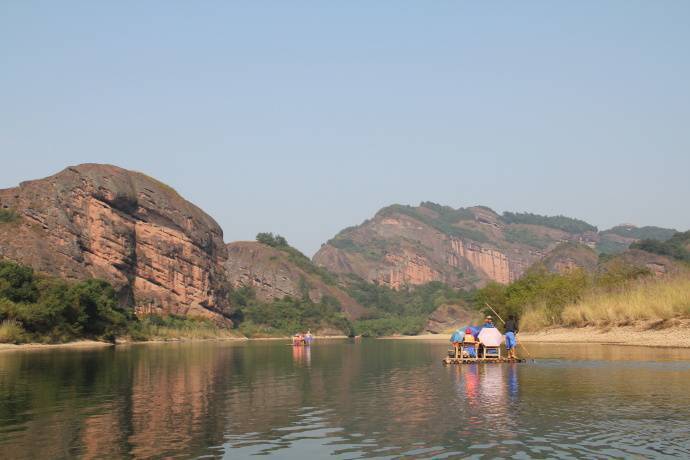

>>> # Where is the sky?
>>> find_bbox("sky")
[2,1,689,256]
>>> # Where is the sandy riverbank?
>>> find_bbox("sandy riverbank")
[0,340,115,352]
[380,319,690,348]
[0,334,355,352]
[518,319,690,348]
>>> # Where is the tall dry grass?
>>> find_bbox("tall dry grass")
[0,319,26,343]
[519,303,558,331]
[561,275,690,327]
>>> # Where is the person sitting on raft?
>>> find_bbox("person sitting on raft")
[504,315,519,359]
[462,328,478,358]
[293,333,304,346]
[483,315,495,328]
[450,328,463,357]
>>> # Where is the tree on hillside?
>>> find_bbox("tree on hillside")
[256,232,288,248]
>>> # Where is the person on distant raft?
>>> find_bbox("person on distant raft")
[483,316,495,328]
[304,330,313,345]
[504,315,519,359]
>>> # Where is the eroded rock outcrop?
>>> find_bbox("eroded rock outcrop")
[313,204,542,289]
[541,243,598,274]
[0,164,230,321]
[225,241,365,319]
[425,303,479,334]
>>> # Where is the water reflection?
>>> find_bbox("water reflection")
[292,344,311,366]
[0,341,689,459]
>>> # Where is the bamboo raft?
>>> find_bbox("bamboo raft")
[442,346,526,365]
[443,356,526,365]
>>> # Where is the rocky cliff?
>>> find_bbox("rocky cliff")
[313,202,677,289]
[541,243,599,274]
[314,204,553,289]
[0,164,230,322]
[225,241,365,320]
[424,303,481,334]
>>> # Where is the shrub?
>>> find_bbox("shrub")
[0,260,128,342]
[631,231,690,263]
[0,209,19,224]
[232,292,353,337]
[0,318,26,343]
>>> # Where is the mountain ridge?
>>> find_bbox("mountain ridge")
[313,201,678,290]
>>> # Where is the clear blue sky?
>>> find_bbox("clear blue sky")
[2,1,689,256]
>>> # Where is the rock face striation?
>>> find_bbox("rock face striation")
[225,241,365,320]
[313,204,548,289]
[0,164,230,322]
[313,202,676,290]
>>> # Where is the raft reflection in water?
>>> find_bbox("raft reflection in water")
[292,342,311,365]
[450,363,520,443]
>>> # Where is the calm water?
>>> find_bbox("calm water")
[1,340,690,459]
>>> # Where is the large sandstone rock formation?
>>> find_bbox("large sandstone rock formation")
[0,164,230,321]
[425,303,480,334]
[313,202,678,290]
[541,243,599,274]
[313,204,560,289]
[225,241,365,320]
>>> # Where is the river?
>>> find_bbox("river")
[1,339,689,459]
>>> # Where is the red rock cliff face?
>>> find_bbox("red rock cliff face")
[0,164,230,321]
[313,206,542,289]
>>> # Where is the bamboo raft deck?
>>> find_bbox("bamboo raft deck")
[442,356,526,365]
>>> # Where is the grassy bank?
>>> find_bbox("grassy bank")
[519,274,690,330]
[559,276,690,327]
[475,257,690,332]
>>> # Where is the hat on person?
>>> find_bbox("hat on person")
[465,328,472,334]
[485,315,493,321]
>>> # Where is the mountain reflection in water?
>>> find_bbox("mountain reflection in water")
[1,340,689,459]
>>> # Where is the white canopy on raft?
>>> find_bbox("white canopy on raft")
[478,328,503,347]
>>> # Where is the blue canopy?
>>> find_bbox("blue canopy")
[450,330,462,343]
[450,326,481,342]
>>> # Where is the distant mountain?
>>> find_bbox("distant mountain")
[313,202,678,289]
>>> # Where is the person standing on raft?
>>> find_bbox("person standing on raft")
[504,315,519,359]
